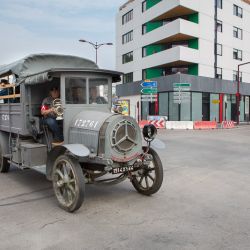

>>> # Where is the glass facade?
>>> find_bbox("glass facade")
[169,92,179,121]
[142,91,250,122]
[159,92,168,116]
[181,94,191,121]
[210,94,219,122]
[192,93,202,121]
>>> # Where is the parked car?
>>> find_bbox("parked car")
[0,54,164,212]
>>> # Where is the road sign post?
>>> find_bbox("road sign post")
[141,80,158,103]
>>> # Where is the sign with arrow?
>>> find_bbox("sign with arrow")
[141,81,158,88]
[141,80,158,102]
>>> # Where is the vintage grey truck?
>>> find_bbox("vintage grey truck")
[0,54,163,212]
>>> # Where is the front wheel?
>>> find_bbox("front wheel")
[52,155,85,212]
[132,148,163,195]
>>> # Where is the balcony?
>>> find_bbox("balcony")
[141,0,199,24]
[140,18,199,47]
[141,46,199,70]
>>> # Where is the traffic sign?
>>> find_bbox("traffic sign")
[141,81,157,88]
[141,88,158,94]
[173,83,191,88]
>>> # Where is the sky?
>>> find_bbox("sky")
[0,0,125,70]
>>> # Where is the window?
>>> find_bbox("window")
[217,0,222,9]
[65,77,86,104]
[233,70,242,82]
[142,69,147,80]
[123,72,133,84]
[122,30,133,44]
[122,10,133,25]
[122,51,133,64]
[234,4,243,18]
[216,67,222,79]
[233,26,243,39]
[142,24,147,35]
[89,78,108,104]
[216,43,222,56]
[142,1,147,12]
[216,20,223,32]
[233,49,242,61]
[142,47,147,57]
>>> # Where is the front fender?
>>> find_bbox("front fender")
[46,144,90,181]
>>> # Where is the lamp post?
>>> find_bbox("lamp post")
[79,39,113,64]
[236,61,250,125]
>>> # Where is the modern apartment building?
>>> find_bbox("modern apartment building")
[116,0,250,122]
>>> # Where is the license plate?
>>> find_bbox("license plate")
[112,166,134,174]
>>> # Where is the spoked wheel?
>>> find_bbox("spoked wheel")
[132,148,163,195]
[52,155,85,212]
[0,146,10,173]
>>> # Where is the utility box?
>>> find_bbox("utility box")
[12,139,34,164]
[21,143,47,168]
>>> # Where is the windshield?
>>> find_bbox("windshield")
[65,77,108,104]
[89,78,108,104]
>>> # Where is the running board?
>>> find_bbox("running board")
[31,165,46,175]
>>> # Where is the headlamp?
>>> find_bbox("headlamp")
[142,124,157,142]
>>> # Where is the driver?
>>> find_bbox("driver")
[41,86,64,145]
[89,86,107,104]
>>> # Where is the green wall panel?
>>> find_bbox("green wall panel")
[188,64,199,76]
[146,21,163,33]
[146,68,163,79]
[188,13,199,24]
[146,44,164,56]
[188,38,199,50]
[146,0,161,10]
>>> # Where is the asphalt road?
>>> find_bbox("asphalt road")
[0,127,250,250]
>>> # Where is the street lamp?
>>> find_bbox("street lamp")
[79,39,113,64]
[236,62,250,125]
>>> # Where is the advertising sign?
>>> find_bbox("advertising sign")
[114,99,130,116]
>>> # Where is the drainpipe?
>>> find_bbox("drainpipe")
[214,0,218,78]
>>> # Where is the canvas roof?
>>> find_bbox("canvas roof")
[0,54,99,78]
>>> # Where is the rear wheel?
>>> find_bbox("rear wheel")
[132,148,163,195]
[0,146,10,173]
[52,155,85,212]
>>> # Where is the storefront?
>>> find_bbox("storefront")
[116,74,250,122]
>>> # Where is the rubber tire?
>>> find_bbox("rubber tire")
[52,154,85,212]
[132,148,163,196]
[0,146,10,173]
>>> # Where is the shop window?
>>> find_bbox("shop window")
[192,92,202,121]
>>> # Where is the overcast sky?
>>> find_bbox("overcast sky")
[0,0,125,69]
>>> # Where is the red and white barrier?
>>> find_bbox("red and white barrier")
[166,121,194,130]
[138,120,149,128]
[221,121,235,129]
[194,121,217,130]
[138,119,166,129]
[148,119,166,129]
